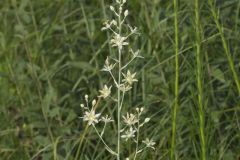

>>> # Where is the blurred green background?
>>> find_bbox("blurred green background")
[0,0,240,159]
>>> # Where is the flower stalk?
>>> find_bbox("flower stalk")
[79,0,153,159]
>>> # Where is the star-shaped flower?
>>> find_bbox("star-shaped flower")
[83,109,101,126]
[142,138,156,150]
[99,85,112,99]
[101,115,114,123]
[122,112,138,126]
[121,127,136,141]
[102,57,116,72]
[111,34,128,50]
[117,83,132,92]
[122,70,138,85]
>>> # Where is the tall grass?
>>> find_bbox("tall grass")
[208,0,240,95]
[170,0,179,159]
[194,0,206,159]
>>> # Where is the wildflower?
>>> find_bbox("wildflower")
[101,115,114,123]
[101,21,111,31]
[99,85,112,98]
[83,109,101,125]
[142,138,156,150]
[130,49,144,58]
[111,34,128,50]
[122,70,138,85]
[111,20,117,26]
[121,127,136,141]
[118,83,132,92]
[128,25,138,34]
[102,57,116,72]
[122,112,138,126]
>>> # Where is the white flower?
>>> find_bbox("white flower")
[99,85,112,98]
[130,49,144,58]
[118,83,132,92]
[122,70,138,85]
[111,34,128,50]
[83,109,101,125]
[101,115,114,123]
[122,112,138,126]
[101,20,117,31]
[121,127,136,141]
[111,20,117,26]
[128,25,138,34]
[102,57,116,72]
[142,138,156,150]
[101,21,111,31]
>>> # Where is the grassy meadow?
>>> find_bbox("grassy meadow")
[0,0,240,159]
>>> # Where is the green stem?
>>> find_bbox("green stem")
[195,0,206,159]
[170,0,179,159]
[74,125,89,160]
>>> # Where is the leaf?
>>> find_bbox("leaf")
[34,135,50,147]
[212,68,225,83]
[65,110,77,124]
[49,107,59,118]
[68,61,95,71]
[43,86,56,115]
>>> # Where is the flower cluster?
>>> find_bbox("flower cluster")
[120,107,155,157]
[80,95,113,126]
[121,107,151,140]
[79,0,154,159]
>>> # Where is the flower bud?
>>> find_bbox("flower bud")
[85,94,88,101]
[136,107,140,112]
[144,118,150,123]
[92,99,96,106]
[124,10,128,17]
[110,6,115,11]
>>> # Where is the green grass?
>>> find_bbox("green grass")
[170,0,179,159]
[0,0,240,159]
[194,0,206,159]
